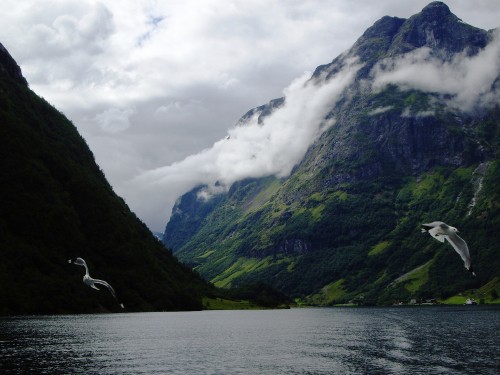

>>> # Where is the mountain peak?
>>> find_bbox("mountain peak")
[387,1,488,56]
[315,1,488,79]
[421,1,451,18]
[163,2,500,306]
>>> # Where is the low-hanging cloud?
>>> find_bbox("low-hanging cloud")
[128,58,361,229]
[371,30,500,111]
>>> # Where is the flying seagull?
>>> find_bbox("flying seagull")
[69,257,125,308]
[421,221,476,276]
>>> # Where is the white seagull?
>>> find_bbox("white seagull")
[421,221,476,276]
[69,257,125,308]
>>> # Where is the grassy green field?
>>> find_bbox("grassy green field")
[305,279,346,305]
[442,277,500,305]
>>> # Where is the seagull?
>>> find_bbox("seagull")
[69,257,125,308]
[421,221,476,276]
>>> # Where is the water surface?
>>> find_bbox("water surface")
[1,306,498,374]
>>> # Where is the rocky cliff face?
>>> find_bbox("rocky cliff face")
[163,2,500,304]
[387,2,488,56]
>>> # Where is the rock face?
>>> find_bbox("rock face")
[163,2,500,304]
[389,2,488,56]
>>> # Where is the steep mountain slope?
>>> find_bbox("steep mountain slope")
[163,2,500,304]
[0,43,210,315]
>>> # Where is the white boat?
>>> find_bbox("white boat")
[464,298,477,305]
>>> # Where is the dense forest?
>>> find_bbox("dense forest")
[0,42,213,315]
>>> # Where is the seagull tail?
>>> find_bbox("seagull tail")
[468,266,476,277]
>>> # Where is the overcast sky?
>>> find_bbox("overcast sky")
[1,1,498,232]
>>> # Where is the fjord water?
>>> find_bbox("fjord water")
[1,307,498,374]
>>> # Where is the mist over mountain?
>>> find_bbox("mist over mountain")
[0,42,210,315]
[163,2,500,304]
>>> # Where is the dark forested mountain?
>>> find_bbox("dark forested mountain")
[163,2,500,305]
[0,43,211,315]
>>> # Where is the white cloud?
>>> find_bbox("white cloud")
[95,107,135,133]
[372,31,500,111]
[0,0,499,230]
[129,59,361,228]
[6,2,113,58]
[369,106,394,115]
[400,108,435,118]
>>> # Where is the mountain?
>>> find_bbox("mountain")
[163,2,500,305]
[0,43,212,315]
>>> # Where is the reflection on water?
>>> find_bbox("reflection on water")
[0,306,499,374]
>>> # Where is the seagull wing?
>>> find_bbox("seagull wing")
[429,227,446,243]
[444,233,472,270]
[422,223,446,243]
[422,221,444,229]
[93,279,125,308]
[93,278,118,301]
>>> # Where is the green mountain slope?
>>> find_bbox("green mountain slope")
[0,43,210,315]
[163,2,500,305]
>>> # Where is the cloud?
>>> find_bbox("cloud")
[371,31,500,111]
[368,106,393,115]
[129,58,361,229]
[95,107,135,133]
[12,2,114,59]
[1,0,499,231]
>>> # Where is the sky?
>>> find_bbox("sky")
[0,1,499,232]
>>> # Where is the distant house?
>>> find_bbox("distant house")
[422,298,438,305]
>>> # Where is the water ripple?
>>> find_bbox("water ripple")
[0,306,499,374]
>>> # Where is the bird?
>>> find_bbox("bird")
[421,221,476,276]
[69,257,125,308]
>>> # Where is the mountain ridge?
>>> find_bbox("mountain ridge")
[162,2,500,305]
[0,42,212,315]
[0,42,28,86]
